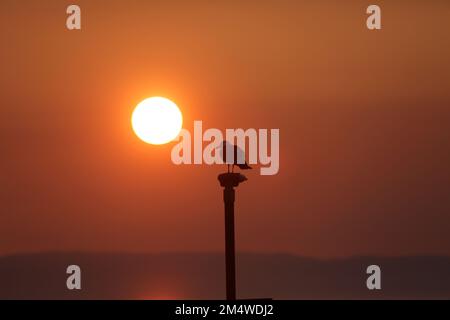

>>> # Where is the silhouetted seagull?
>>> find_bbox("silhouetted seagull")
[220,141,252,173]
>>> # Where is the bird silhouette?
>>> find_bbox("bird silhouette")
[219,141,252,173]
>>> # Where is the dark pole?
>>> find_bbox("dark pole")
[218,172,247,301]
[224,185,236,300]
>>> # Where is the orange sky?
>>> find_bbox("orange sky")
[1,0,449,257]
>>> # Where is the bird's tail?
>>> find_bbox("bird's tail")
[237,163,252,170]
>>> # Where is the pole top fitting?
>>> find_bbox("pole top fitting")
[218,172,248,188]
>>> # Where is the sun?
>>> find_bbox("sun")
[131,97,183,145]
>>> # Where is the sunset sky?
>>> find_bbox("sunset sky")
[1,0,449,258]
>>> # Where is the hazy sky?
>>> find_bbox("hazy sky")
[1,0,449,257]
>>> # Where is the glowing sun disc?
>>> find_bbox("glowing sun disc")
[131,97,183,145]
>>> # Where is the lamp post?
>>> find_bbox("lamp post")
[218,172,247,300]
